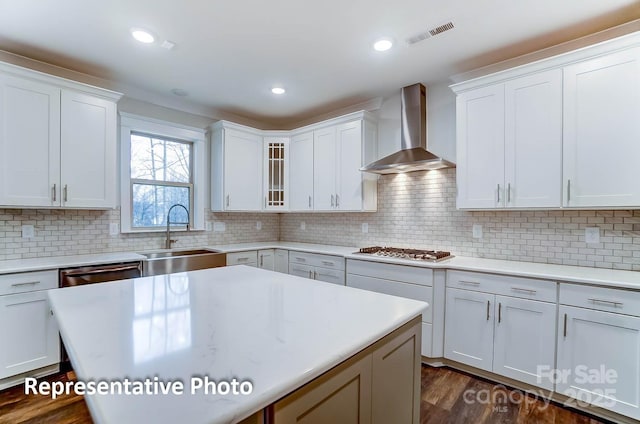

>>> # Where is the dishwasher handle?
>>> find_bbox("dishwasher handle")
[61,264,141,277]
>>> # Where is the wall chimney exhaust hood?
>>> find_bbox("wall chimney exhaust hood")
[360,83,454,174]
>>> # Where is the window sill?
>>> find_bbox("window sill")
[119,227,206,235]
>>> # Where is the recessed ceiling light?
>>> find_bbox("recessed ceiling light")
[373,38,393,52]
[131,28,155,44]
[271,87,286,95]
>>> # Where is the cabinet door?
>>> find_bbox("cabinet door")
[264,137,288,211]
[563,47,640,207]
[493,296,556,390]
[60,90,116,208]
[290,132,314,211]
[444,288,494,372]
[223,129,263,211]
[0,75,60,207]
[557,306,640,420]
[272,354,372,424]
[371,321,421,424]
[313,267,345,286]
[274,249,289,274]
[0,290,60,379]
[504,70,562,208]
[335,121,362,211]
[313,126,337,211]
[456,85,505,209]
[289,263,314,280]
[258,249,275,271]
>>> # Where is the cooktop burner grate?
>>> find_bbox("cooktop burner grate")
[356,246,453,262]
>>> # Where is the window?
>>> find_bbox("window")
[120,114,206,233]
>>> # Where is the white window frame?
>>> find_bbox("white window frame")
[120,113,206,233]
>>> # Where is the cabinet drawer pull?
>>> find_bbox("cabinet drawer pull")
[498,302,502,323]
[308,270,313,279]
[588,298,623,307]
[507,183,511,203]
[511,287,537,295]
[564,313,568,337]
[321,261,334,266]
[336,194,340,207]
[52,184,56,202]
[226,195,230,207]
[11,281,40,287]
[260,255,263,267]
[567,179,571,202]
[486,300,490,321]
[331,194,335,207]
[497,184,500,203]
[308,196,312,208]
[459,280,480,287]
[294,257,306,262]
[237,257,250,262]
[63,184,68,202]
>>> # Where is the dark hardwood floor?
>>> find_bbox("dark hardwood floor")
[0,366,612,423]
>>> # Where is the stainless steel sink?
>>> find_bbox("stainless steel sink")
[140,249,226,276]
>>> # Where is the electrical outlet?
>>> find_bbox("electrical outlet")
[21,225,34,239]
[205,221,213,232]
[585,227,600,244]
[109,223,119,236]
[472,224,483,239]
[256,221,262,231]
[362,223,369,233]
[300,221,306,231]
[213,222,226,232]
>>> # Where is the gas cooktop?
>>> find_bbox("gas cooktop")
[355,246,453,262]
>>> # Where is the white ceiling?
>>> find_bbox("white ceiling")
[0,0,638,127]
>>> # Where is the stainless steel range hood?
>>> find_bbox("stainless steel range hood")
[360,83,455,174]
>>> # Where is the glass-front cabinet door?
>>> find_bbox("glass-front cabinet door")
[263,137,289,211]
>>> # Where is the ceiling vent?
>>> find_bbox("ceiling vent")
[406,21,455,45]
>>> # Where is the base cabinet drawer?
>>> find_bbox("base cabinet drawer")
[0,270,58,295]
[227,251,258,266]
[560,283,640,316]
[0,290,60,379]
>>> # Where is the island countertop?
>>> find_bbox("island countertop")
[48,265,427,424]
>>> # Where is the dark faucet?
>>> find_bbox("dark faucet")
[165,204,190,249]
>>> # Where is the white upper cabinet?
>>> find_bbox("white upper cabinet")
[290,131,314,211]
[211,124,263,211]
[455,85,505,209]
[505,69,562,208]
[453,32,639,210]
[313,126,338,211]
[0,63,121,209]
[0,75,60,207]
[563,47,640,208]
[263,137,289,211]
[336,120,366,211]
[60,90,117,208]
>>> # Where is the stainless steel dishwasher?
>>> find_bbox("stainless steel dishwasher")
[58,261,141,366]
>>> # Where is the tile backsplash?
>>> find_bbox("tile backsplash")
[280,168,640,271]
[1,168,639,270]
[0,209,279,261]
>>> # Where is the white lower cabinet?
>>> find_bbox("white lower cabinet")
[258,249,275,270]
[289,251,345,285]
[274,249,289,274]
[444,271,557,389]
[557,283,640,420]
[346,259,444,358]
[226,251,258,267]
[0,270,60,386]
[444,288,495,372]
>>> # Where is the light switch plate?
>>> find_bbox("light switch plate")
[472,224,483,239]
[21,225,34,239]
[300,221,306,231]
[362,223,369,233]
[213,222,226,232]
[256,221,262,231]
[585,227,600,244]
[109,223,119,236]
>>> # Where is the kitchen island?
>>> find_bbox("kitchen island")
[48,265,427,424]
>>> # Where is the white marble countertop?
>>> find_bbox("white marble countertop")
[206,241,357,256]
[48,266,427,424]
[345,253,640,290]
[0,252,146,275]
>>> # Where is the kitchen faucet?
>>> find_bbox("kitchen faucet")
[165,203,190,249]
